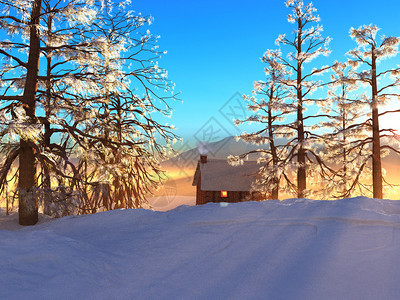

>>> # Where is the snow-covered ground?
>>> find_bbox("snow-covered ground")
[147,195,196,211]
[1,197,400,299]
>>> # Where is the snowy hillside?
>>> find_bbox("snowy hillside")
[1,197,400,299]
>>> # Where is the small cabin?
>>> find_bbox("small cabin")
[192,155,262,205]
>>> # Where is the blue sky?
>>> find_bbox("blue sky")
[132,0,400,149]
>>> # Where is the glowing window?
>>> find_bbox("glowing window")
[221,191,228,198]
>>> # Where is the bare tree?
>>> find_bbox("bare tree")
[319,62,371,198]
[0,0,179,223]
[37,0,98,215]
[273,0,331,198]
[0,0,44,225]
[347,25,400,199]
[54,3,180,212]
[0,0,101,224]
[230,50,295,199]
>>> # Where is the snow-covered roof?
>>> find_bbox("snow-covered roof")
[192,158,260,191]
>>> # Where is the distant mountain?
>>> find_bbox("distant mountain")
[167,136,260,166]
[165,135,400,172]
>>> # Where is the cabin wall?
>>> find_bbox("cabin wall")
[195,174,264,205]
[196,177,207,205]
[196,187,256,204]
[215,191,248,203]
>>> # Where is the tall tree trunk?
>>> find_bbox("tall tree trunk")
[268,89,279,200]
[19,0,42,225]
[341,85,347,196]
[297,90,306,198]
[371,49,383,199]
[114,98,124,206]
[43,25,52,216]
[296,21,306,198]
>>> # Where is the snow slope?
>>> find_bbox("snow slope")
[1,197,400,299]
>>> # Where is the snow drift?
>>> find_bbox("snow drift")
[1,197,400,299]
